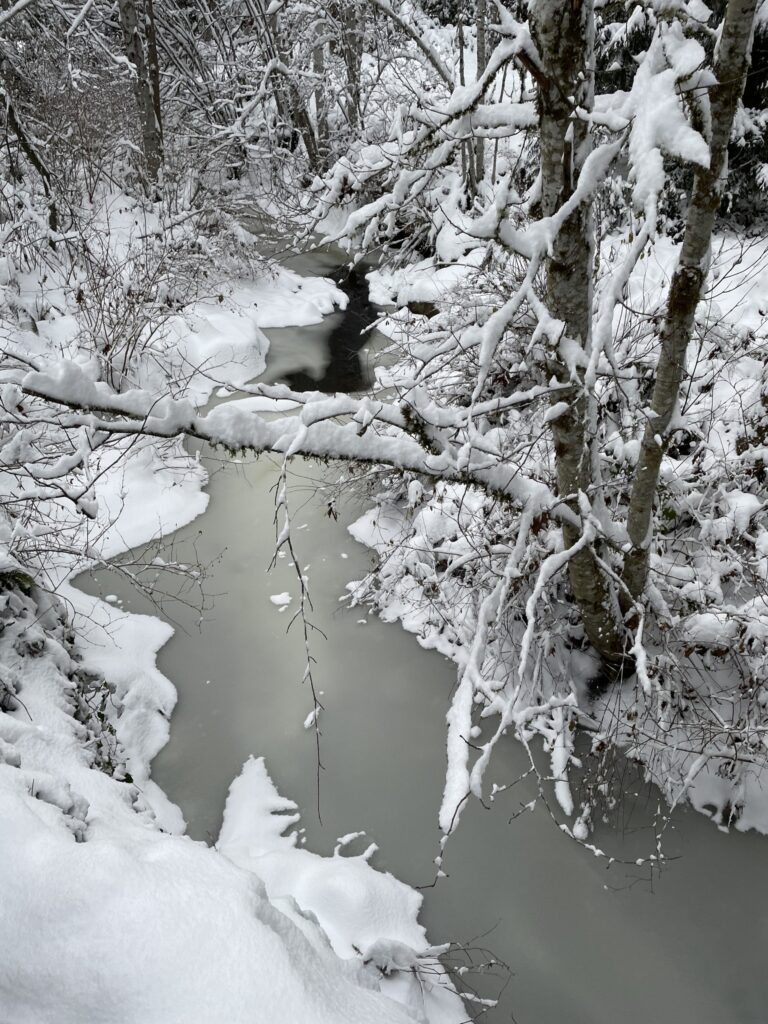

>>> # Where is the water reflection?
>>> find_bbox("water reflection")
[283,267,379,393]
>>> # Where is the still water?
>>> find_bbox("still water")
[75,254,768,1024]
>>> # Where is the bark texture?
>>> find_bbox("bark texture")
[312,22,330,167]
[474,0,487,185]
[0,68,58,238]
[340,0,364,129]
[621,0,759,605]
[118,0,164,186]
[530,0,627,666]
[144,0,164,153]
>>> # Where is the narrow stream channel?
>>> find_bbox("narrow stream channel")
[74,253,768,1024]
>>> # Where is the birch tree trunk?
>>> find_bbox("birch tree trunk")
[621,0,759,605]
[530,0,627,667]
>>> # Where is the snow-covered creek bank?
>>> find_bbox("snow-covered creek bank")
[73,252,768,1024]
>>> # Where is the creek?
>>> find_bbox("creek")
[74,249,768,1024]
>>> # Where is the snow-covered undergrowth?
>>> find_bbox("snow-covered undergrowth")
[13,0,768,855]
[341,229,768,842]
[268,3,768,846]
[5,7,768,1008]
[0,193,463,1022]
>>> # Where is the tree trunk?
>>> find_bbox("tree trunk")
[474,0,487,186]
[143,0,164,153]
[621,0,759,606]
[312,20,330,167]
[118,0,163,187]
[1,87,58,240]
[530,0,627,666]
[259,1,321,171]
[340,0,363,130]
[457,10,465,86]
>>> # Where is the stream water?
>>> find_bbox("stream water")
[74,252,768,1024]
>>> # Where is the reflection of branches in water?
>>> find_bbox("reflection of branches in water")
[67,521,222,652]
[269,452,327,823]
[269,461,384,624]
[354,931,511,1024]
[189,452,680,900]
[277,464,673,878]
[434,934,513,1023]
[275,460,685,882]
[101,529,222,631]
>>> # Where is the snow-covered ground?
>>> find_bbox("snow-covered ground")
[0,198,464,1022]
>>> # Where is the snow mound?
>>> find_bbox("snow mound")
[218,757,465,1022]
[0,791,421,1024]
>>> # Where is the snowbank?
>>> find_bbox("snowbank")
[0,195,462,1023]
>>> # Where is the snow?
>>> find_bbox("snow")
[368,252,484,308]
[303,707,321,728]
[234,271,348,328]
[217,758,464,1022]
[0,793,426,1024]
[0,190,461,1023]
[95,439,209,560]
[164,269,347,406]
[6,5,767,1015]
[622,25,713,210]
